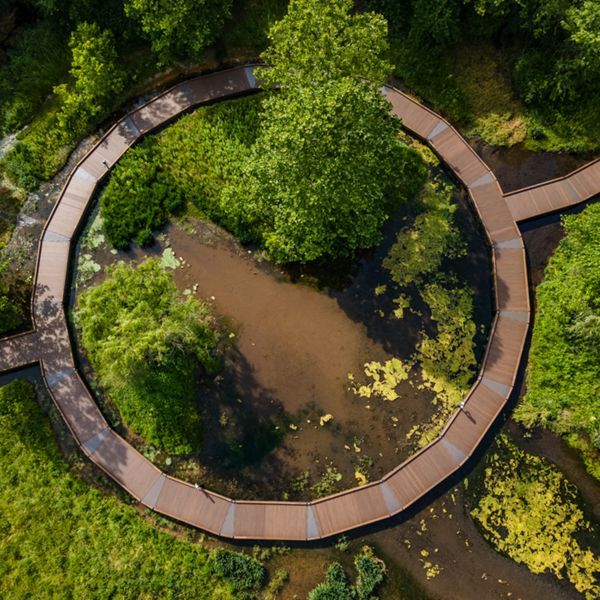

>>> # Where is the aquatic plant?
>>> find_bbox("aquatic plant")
[468,435,600,599]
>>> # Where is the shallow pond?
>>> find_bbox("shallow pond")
[72,176,493,500]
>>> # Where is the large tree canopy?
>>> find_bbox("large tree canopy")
[259,0,391,88]
[54,22,125,137]
[235,0,425,263]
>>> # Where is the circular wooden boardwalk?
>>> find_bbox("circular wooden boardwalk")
[1,65,598,541]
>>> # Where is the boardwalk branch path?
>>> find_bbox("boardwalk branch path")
[0,65,598,541]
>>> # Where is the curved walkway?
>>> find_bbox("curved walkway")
[0,65,598,541]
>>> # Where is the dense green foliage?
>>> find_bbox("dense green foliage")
[467,435,600,599]
[0,379,244,598]
[3,21,125,188]
[100,96,261,248]
[237,82,425,262]
[0,0,235,189]
[235,0,425,262]
[308,547,387,599]
[0,21,70,136]
[365,0,600,150]
[516,203,600,477]
[124,0,232,65]
[101,143,184,248]
[0,261,22,334]
[208,548,265,596]
[76,259,219,454]
[54,23,125,137]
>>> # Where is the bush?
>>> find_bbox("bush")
[0,21,70,136]
[101,143,184,249]
[354,546,386,599]
[516,203,600,476]
[209,548,265,594]
[0,263,22,334]
[2,21,125,189]
[308,548,387,599]
[309,563,355,600]
[76,258,220,454]
[0,296,21,334]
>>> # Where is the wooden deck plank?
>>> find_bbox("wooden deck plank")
[130,87,194,134]
[35,240,70,305]
[46,201,86,239]
[92,431,162,500]
[429,127,489,187]
[0,331,40,372]
[482,315,529,387]
[386,90,440,139]
[443,381,505,456]
[469,182,520,243]
[312,484,390,538]
[153,477,231,535]
[494,247,530,313]
[186,69,255,105]
[44,367,108,444]
[233,503,308,540]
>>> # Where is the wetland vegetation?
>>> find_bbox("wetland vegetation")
[0,0,599,598]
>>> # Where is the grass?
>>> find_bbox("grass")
[450,40,527,147]
[0,379,243,598]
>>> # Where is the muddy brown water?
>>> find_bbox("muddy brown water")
[470,138,593,193]
[166,189,492,499]
[73,179,492,501]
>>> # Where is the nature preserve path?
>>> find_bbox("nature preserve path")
[0,65,598,541]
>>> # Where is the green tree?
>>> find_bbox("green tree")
[124,0,232,64]
[409,0,460,47]
[564,0,600,74]
[53,22,125,139]
[259,0,392,89]
[234,0,425,263]
[77,259,219,454]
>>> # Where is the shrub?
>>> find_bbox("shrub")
[76,259,219,454]
[209,548,265,594]
[2,21,125,189]
[0,21,70,136]
[101,143,184,249]
[0,263,22,334]
[309,562,355,600]
[0,296,21,335]
[100,95,262,247]
[308,548,387,599]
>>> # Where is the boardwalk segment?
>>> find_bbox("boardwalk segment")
[0,65,597,540]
